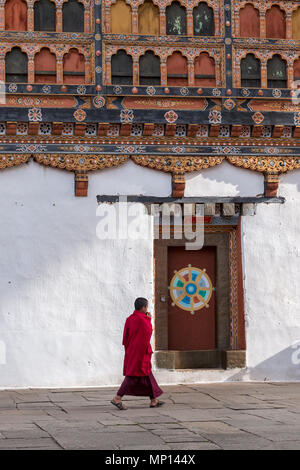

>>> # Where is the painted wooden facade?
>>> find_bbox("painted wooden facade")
[0,0,299,197]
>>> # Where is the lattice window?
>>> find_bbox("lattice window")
[241,54,261,88]
[39,122,52,135]
[152,124,164,136]
[130,124,143,136]
[282,127,292,138]
[175,125,186,137]
[85,124,97,136]
[219,125,230,137]
[139,52,160,85]
[16,122,28,135]
[261,126,272,137]
[241,125,251,137]
[196,125,208,137]
[193,3,214,36]
[62,123,74,135]
[5,47,28,83]
[107,124,120,136]
[0,123,6,135]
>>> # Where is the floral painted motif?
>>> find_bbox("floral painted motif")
[73,109,86,121]
[209,110,222,124]
[93,95,105,108]
[77,85,86,95]
[113,86,122,95]
[241,88,250,97]
[74,144,90,152]
[164,110,178,123]
[272,89,282,98]
[120,109,134,123]
[8,83,17,93]
[16,144,47,153]
[116,145,145,154]
[28,108,42,122]
[294,112,300,126]
[95,66,102,73]
[146,86,156,95]
[252,112,264,125]
[171,146,185,153]
[212,88,221,96]
[223,99,236,111]
[42,85,51,94]
[180,87,189,96]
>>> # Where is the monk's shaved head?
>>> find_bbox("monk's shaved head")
[134,297,148,311]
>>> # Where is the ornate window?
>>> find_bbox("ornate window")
[63,48,85,84]
[139,51,160,85]
[111,0,132,34]
[5,0,27,31]
[266,5,286,39]
[111,50,133,85]
[239,3,259,38]
[193,2,214,36]
[35,48,56,83]
[166,2,186,36]
[34,0,56,31]
[194,52,215,86]
[167,52,188,86]
[5,47,28,83]
[292,7,300,40]
[241,54,261,88]
[138,0,159,35]
[63,0,84,32]
[267,55,287,88]
[294,59,300,82]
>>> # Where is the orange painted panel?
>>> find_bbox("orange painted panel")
[167,52,188,86]
[168,246,216,350]
[111,0,132,34]
[5,0,27,31]
[266,6,286,39]
[294,59,300,80]
[292,7,300,39]
[34,48,56,83]
[194,52,216,86]
[138,0,159,35]
[63,49,85,84]
[239,4,260,38]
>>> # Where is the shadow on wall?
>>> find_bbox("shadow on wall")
[229,344,300,382]
[185,160,264,197]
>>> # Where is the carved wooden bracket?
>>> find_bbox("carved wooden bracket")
[75,171,88,197]
[264,173,279,198]
[172,173,185,197]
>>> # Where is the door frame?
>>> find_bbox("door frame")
[153,221,246,369]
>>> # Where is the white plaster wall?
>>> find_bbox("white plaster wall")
[238,169,300,382]
[0,160,300,387]
[0,160,170,388]
[185,160,264,197]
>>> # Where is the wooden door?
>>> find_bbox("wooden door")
[168,246,216,350]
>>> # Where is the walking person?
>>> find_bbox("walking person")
[111,298,164,410]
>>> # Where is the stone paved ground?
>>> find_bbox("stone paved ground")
[0,382,300,450]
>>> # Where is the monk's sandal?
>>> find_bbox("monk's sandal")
[110,399,128,410]
[150,400,165,408]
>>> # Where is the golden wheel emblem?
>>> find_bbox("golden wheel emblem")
[169,264,215,315]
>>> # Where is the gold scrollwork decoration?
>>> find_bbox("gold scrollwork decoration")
[131,155,225,174]
[227,156,300,174]
[0,154,31,169]
[33,154,129,172]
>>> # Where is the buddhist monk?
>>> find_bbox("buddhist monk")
[111,297,164,410]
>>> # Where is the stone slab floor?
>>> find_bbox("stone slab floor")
[0,382,300,450]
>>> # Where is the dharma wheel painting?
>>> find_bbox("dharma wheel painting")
[169,264,214,315]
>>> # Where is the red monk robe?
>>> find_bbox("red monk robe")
[122,309,153,376]
[115,309,163,403]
